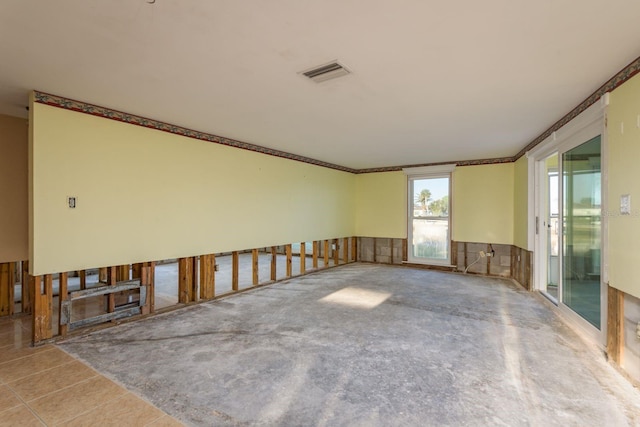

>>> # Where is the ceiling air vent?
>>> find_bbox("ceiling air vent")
[300,61,350,83]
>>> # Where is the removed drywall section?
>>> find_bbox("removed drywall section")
[452,163,514,245]
[608,72,640,300]
[0,114,28,263]
[30,102,356,275]
[358,237,405,264]
[355,171,406,238]
[623,292,640,385]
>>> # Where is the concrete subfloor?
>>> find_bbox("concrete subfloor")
[58,263,640,426]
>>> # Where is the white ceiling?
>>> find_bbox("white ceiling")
[2,1,640,169]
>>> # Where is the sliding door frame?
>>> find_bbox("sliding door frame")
[528,96,609,347]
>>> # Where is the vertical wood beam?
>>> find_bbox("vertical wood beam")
[178,257,196,303]
[232,252,239,291]
[324,240,330,267]
[391,239,395,264]
[32,275,53,343]
[79,270,86,290]
[373,238,378,263]
[117,265,129,282]
[270,246,277,281]
[0,263,14,316]
[607,285,625,365]
[402,239,408,262]
[286,244,292,277]
[21,261,31,314]
[300,243,306,274]
[312,241,318,269]
[464,242,468,270]
[140,265,150,315]
[343,238,349,264]
[148,261,156,312]
[352,237,358,262]
[486,244,491,275]
[132,263,143,280]
[200,254,216,299]
[252,249,259,285]
[451,241,458,270]
[107,266,116,313]
[58,272,68,336]
[333,239,340,265]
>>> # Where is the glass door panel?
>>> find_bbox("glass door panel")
[544,154,559,301]
[562,136,601,329]
[409,177,450,264]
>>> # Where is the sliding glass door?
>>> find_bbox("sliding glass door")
[535,133,603,336]
[562,136,602,329]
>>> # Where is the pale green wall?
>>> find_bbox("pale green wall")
[354,164,516,245]
[513,156,529,249]
[30,102,356,275]
[354,171,406,238]
[452,163,514,245]
[29,98,527,275]
[608,73,640,299]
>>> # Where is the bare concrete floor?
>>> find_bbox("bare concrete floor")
[58,264,640,426]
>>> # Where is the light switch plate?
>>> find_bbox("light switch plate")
[620,194,631,215]
[67,196,76,209]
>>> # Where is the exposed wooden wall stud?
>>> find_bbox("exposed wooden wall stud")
[178,257,197,303]
[300,243,306,274]
[32,275,53,343]
[343,238,349,263]
[334,239,340,265]
[79,270,86,290]
[140,265,151,315]
[21,261,31,313]
[271,246,277,281]
[148,261,156,312]
[200,254,216,299]
[402,239,408,262]
[286,244,292,277]
[0,262,14,316]
[607,285,624,365]
[132,263,143,280]
[373,238,378,263]
[107,266,116,313]
[252,249,259,285]
[323,240,330,266]
[352,237,358,262]
[232,251,239,291]
[58,272,69,336]
[117,265,130,282]
[312,241,318,269]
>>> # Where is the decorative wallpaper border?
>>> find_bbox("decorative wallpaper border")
[355,156,515,174]
[33,91,357,174]
[34,54,640,174]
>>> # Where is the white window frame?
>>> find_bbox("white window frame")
[403,164,455,266]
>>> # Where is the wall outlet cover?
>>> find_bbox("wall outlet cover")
[620,194,631,215]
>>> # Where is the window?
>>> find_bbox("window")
[404,165,454,265]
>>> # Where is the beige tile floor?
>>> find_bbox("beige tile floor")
[0,315,183,426]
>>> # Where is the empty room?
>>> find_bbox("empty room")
[2,1,640,426]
